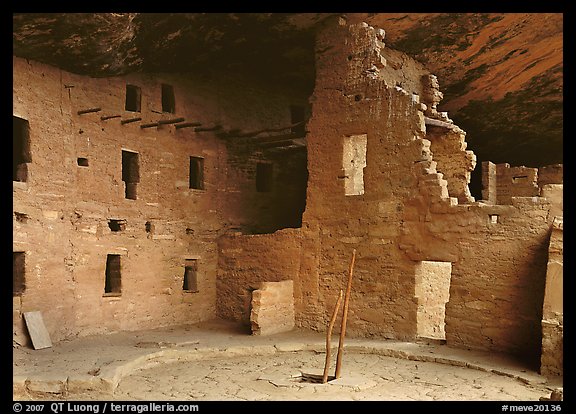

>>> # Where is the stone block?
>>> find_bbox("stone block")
[251,280,295,336]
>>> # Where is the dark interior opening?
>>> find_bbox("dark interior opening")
[189,156,205,190]
[256,162,274,193]
[104,254,121,295]
[145,221,154,233]
[13,116,31,182]
[77,157,89,167]
[122,150,139,199]
[290,105,306,137]
[125,84,141,112]
[161,83,176,114]
[469,164,483,200]
[108,219,126,232]
[14,212,29,224]
[183,259,198,292]
[13,252,25,297]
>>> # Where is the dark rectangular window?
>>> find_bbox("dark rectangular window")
[122,150,139,199]
[125,84,141,112]
[13,252,25,297]
[13,116,31,182]
[108,219,127,232]
[290,105,305,136]
[77,157,89,167]
[189,156,205,190]
[104,254,121,295]
[183,259,198,292]
[256,162,273,192]
[161,84,176,113]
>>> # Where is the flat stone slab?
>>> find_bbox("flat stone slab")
[23,311,52,350]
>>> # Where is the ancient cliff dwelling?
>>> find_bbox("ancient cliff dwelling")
[13,13,563,402]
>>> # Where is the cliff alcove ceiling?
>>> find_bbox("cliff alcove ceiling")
[13,12,563,170]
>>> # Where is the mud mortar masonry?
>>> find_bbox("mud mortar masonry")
[13,13,562,400]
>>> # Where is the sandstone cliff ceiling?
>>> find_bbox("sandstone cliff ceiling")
[13,12,563,170]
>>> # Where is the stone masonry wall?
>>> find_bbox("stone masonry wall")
[13,56,308,343]
[250,280,295,336]
[216,229,302,327]
[300,17,561,362]
[540,217,563,376]
[415,261,452,340]
[210,18,562,364]
[426,125,476,203]
[481,162,563,206]
[299,18,436,340]
[495,163,539,204]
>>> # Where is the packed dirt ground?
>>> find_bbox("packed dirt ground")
[13,320,562,401]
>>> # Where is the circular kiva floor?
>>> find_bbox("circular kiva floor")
[112,351,552,401]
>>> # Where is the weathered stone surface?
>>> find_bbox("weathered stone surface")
[251,280,295,336]
[540,218,563,377]
[13,51,307,342]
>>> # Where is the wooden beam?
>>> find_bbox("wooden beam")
[424,116,456,130]
[120,117,142,125]
[140,122,159,129]
[77,107,101,115]
[158,117,186,125]
[100,115,122,121]
[175,122,202,129]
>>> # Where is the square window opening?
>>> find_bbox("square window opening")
[125,84,141,112]
[104,254,122,295]
[108,219,127,232]
[189,156,205,190]
[77,157,89,167]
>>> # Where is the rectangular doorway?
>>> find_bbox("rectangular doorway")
[104,254,122,295]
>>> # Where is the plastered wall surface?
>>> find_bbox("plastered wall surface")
[13,57,308,342]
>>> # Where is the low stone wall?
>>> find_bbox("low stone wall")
[250,280,295,336]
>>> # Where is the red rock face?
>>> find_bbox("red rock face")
[363,13,563,170]
[12,13,563,178]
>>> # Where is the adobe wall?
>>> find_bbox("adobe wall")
[213,19,562,363]
[13,57,308,343]
[214,17,562,366]
[216,229,302,326]
[540,217,563,376]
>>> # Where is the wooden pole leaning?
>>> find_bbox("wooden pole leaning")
[335,248,356,379]
[322,289,344,384]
